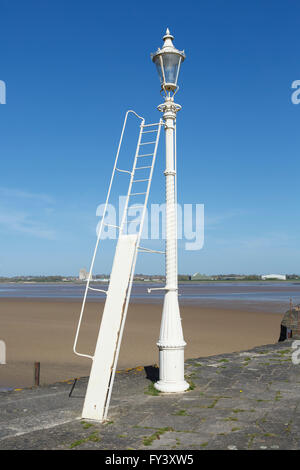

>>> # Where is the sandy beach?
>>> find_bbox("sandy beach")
[0,298,283,389]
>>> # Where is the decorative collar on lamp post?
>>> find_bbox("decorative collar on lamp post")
[151,28,185,97]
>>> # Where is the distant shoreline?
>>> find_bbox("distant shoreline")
[0,279,299,284]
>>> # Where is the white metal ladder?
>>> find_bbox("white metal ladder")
[73,110,163,421]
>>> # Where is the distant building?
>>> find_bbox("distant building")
[191,273,214,281]
[261,274,286,281]
[219,275,245,281]
[79,268,91,281]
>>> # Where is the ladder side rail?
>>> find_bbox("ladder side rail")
[103,119,163,420]
[73,110,144,359]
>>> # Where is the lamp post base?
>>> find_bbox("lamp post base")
[154,290,189,393]
[154,379,189,393]
[154,346,189,393]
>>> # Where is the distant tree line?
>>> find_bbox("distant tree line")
[0,276,66,282]
[1,273,299,283]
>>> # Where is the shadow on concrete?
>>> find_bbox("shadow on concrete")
[144,365,159,382]
[68,377,88,399]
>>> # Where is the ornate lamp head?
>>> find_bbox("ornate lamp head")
[151,28,185,96]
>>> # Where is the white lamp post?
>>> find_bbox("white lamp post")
[151,29,189,393]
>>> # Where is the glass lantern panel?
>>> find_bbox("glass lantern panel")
[153,55,164,84]
[162,53,181,85]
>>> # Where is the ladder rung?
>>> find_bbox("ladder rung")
[142,122,161,127]
[135,166,152,170]
[88,287,108,294]
[138,154,154,158]
[116,168,132,174]
[142,130,158,134]
[138,246,166,255]
[133,178,150,183]
[103,223,120,229]
[130,192,147,196]
[139,141,156,146]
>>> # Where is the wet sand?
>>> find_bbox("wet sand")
[0,299,283,389]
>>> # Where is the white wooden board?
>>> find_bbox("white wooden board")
[82,234,138,421]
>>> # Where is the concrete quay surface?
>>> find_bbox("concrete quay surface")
[0,340,300,450]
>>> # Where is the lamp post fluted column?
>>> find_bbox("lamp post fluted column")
[154,96,189,393]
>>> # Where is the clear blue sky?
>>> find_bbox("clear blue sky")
[1,0,300,276]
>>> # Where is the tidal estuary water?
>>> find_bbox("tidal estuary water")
[0,281,300,312]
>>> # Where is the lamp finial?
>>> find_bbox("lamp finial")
[162,28,174,49]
